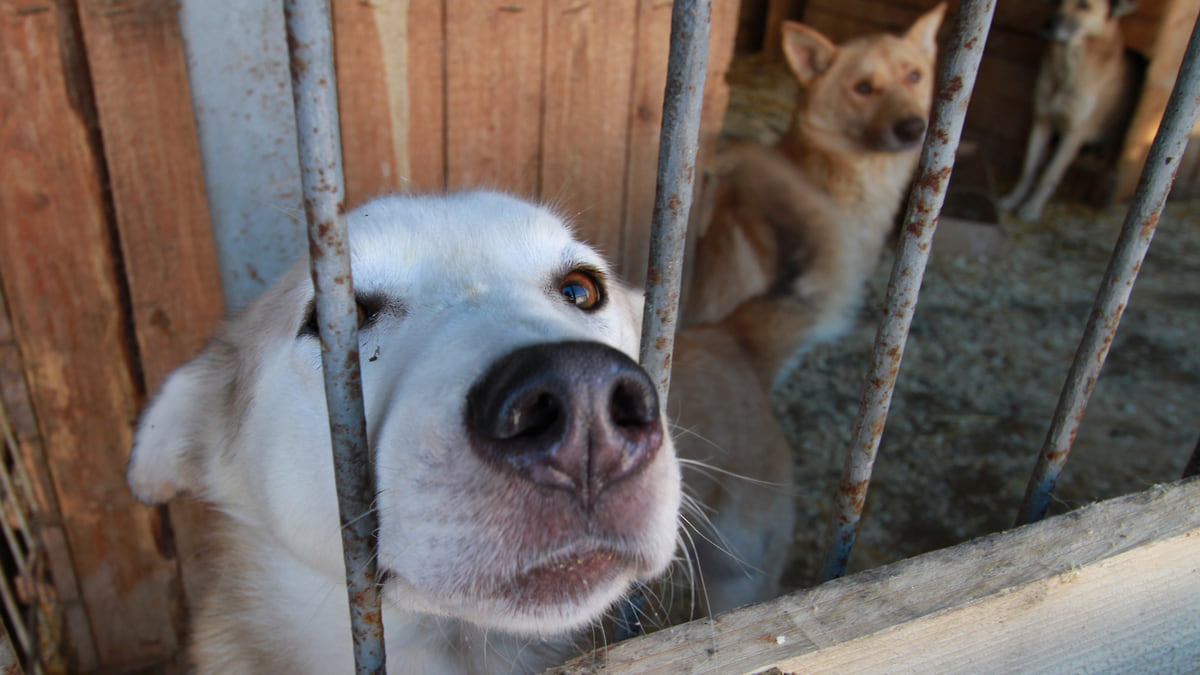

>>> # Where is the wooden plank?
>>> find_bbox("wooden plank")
[0,2,182,668]
[621,0,672,286]
[541,0,638,257]
[332,0,399,205]
[403,0,447,192]
[444,1,545,196]
[621,0,739,287]
[552,479,1200,673]
[802,0,945,43]
[75,0,226,655]
[332,0,446,200]
[0,291,95,671]
[75,0,222,401]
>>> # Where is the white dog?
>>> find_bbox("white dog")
[127,192,682,674]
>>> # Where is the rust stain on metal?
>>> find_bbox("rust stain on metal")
[915,165,952,192]
[839,479,871,512]
[938,75,963,102]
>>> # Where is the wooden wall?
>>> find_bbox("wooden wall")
[330,0,741,287]
[1,0,223,670]
[0,0,740,671]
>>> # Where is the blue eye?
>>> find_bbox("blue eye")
[559,270,602,310]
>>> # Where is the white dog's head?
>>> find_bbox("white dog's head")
[128,191,681,638]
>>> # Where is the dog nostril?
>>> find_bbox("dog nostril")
[609,377,657,429]
[466,341,663,502]
[504,392,560,440]
[893,117,926,144]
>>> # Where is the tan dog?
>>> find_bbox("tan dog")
[998,0,1140,222]
[685,6,945,382]
[127,191,792,673]
[664,323,795,620]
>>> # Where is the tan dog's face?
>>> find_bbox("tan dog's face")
[1045,0,1135,42]
[781,4,945,154]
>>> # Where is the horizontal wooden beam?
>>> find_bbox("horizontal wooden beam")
[554,478,1200,674]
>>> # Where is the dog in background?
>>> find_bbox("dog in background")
[997,0,1141,223]
[685,6,945,385]
[127,191,793,674]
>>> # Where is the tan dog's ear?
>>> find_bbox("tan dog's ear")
[906,3,947,57]
[127,347,230,504]
[781,21,838,86]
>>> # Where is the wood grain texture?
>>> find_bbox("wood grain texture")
[622,0,739,287]
[76,0,223,395]
[444,1,545,196]
[551,479,1200,674]
[403,0,447,192]
[0,3,182,667]
[0,290,95,672]
[541,0,638,258]
[332,0,448,200]
[76,0,227,654]
[333,0,400,206]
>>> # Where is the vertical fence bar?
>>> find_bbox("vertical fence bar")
[282,1,385,673]
[619,0,710,641]
[819,0,997,582]
[1017,13,1200,525]
[639,0,711,399]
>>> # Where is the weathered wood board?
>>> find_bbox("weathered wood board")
[0,2,184,667]
[551,479,1200,674]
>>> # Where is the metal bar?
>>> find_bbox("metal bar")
[1017,12,1200,526]
[638,0,711,400]
[819,0,997,582]
[282,2,385,673]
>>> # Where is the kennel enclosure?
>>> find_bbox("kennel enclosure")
[2,0,1200,672]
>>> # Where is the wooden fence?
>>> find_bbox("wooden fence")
[0,1,738,670]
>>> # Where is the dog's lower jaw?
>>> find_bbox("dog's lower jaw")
[190,527,595,675]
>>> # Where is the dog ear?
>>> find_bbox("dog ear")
[906,3,947,57]
[1110,0,1136,18]
[781,22,838,86]
[127,348,230,504]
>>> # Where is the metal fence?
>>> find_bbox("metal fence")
[279,0,1200,668]
[2,0,1195,672]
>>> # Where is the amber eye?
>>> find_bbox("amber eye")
[907,70,921,83]
[559,269,603,310]
[853,80,873,95]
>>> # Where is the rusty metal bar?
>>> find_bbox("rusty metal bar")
[638,0,711,400]
[1018,13,1200,525]
[282,1,385,672]
[819,0,997,582]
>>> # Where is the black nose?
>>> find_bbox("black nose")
[893,116,927,145]
[466,341,663,506]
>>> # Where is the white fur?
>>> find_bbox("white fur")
[128,191,681,674]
